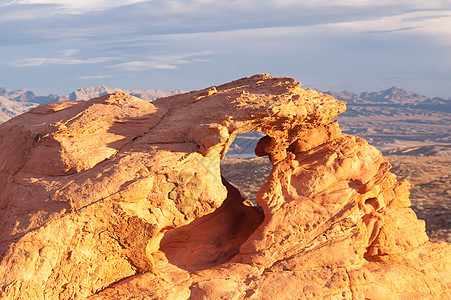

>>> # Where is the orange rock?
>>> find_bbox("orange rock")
[0,74,449,299]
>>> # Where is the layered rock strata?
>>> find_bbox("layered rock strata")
[0,74,449,299]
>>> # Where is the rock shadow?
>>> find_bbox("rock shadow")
[159,177,264,272]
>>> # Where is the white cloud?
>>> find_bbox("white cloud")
[8,58,47,67]
[5,0,446,17]
[4,0,149,13]
[110,61,178,71]
[106,7,450,45]
[57,48,79,57]
[269,0,450,9]
[334,10,451,45]
[109,51,218,71]
[78,74,116,80]
[8,53,115,67]
[2,0,450,96]
[160,9,451,48]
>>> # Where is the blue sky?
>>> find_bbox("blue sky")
[1,0,450,97]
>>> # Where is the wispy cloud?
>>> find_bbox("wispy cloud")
[364,27,417,34]
[8,49,115,67]
[335,10,451,45]
[109,51,218,71]
[9,56,114,67]
[3,0,149,13]
[270,0,450,9]
[1,0,451,97]
[78,74,117,80]
[110,61,178,71]
[57,48,79,57]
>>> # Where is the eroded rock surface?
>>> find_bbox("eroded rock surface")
[0,74,449,299]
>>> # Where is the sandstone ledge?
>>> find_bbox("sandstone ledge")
[0,74,449,299]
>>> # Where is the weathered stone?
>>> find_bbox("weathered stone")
[0,74,449,299]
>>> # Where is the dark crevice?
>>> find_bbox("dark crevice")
[365,197,379,210]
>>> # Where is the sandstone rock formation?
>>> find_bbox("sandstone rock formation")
[0,74,449,299]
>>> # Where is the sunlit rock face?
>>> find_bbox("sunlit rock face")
[0,74,449,299]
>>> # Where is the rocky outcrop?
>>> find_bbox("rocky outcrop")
[0,74,449,299]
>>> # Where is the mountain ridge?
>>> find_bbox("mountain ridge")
[324,86,450,105]
[0,85,184,123]
[2,85,449,106]
[328,87,450,153]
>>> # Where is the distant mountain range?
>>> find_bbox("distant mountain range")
[0,85,183,123]
[325,87,450,113]
[1,85,450,156]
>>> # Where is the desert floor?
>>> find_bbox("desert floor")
[221,155,450,243]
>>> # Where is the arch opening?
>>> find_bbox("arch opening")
[157,132,271,271]
[221,132,272,205]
